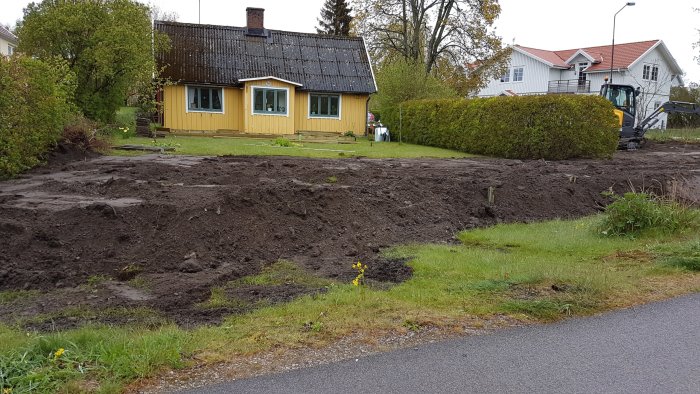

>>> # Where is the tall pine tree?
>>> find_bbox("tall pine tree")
[316,0,352,36]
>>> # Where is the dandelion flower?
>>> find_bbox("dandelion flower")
[54,348,65,359]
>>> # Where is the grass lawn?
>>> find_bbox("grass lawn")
[109,135,473,159]
[645,128,700,143]
[1,216,698,393]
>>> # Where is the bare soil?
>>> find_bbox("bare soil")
[1,142,699,329]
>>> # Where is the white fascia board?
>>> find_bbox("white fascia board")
[362,36,378,93]
[239,76,303,87]
[513,46,568,70]
[564,49,595,65]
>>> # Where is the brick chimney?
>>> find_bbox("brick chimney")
[246,7,265,31]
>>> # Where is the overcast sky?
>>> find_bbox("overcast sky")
[2,0,699,82]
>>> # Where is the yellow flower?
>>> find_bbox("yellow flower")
[352,278,359,286]
[4,388,13,394]
[54,348,65,359]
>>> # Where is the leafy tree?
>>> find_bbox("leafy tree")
[354,0,506,71]
[317,0,353,36]
[16,0,165,123]
[371,58,457,116]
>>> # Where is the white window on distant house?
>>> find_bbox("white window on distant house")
[654,101,661,110]
[187,86,223,113]
[253,87,288,115]
[500,70,510,83]
[512,67,524,82]
[7,44,14,55]
[309,93,340,118]
[643,64,659,81]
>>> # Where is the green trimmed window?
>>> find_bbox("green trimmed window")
[309,94,340,118]
[253,88,287,115]
[187,86,223,112]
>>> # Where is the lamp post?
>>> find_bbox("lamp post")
[610,2,635,84]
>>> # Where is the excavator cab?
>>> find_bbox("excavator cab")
[600,83,642,149]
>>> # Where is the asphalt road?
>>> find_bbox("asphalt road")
[184,293,700,394]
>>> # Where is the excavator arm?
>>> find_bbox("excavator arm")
[637,101,700,132]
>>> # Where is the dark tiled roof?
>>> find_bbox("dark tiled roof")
[0,25,17,44]
[155,21,376,94]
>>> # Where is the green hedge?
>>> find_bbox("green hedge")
[383,95,620,159]
[0,56,75,178]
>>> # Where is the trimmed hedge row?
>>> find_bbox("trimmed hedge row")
[382,95,620,160]
[0,56,74,178]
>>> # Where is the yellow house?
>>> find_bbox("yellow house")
[154,8,377,136]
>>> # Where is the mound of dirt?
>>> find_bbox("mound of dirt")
[1,141,698,328]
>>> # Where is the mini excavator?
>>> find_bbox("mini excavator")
[600,82,700,149]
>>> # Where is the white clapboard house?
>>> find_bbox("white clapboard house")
[477,40,684,128]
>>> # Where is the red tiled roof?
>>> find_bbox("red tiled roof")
[516,40,659,72]
[515,45,568,68]
[555,40,658,72]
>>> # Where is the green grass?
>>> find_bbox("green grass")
[645,128,700,143]
[0,290,40,305]
[109,135,473,159]
[1,216,698,392]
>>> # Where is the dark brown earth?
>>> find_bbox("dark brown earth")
[1,142,699,330]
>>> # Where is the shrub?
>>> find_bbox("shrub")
[382,95,620,159]
[274,137,293,147]
[0,55,75,179]
[61,116,111,152]
[371,59,457,117]
[598,192,699,237]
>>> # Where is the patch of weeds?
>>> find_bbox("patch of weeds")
[500,299,574,321]
[664,257,700,271]
[117,263,142,281]
[402,319,421,332]
[302,321,324,332]
[20,306,168,331]
[274,137,297,147]
[469,279,513,293]
[653,239,700,271]
[343,131,356,138]
[457,232,519,252]
[198,287,249,310]
[128,276,150,290]
[598,192,699,237]
[233,260,332,288]
[326,175,337,184]
[86,275,110,287]
[0,290,40,305]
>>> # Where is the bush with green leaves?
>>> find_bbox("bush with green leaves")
[598,192,699,237]
[17,0,166,123]
[0,55,76,179]
[382,95,620,159]
[371,59,458,117]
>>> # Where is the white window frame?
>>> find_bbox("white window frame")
[251,86,290,117]
[500,70,510,83]
[512,66,524,82]
[643,64,659,82]
[7,44,14,56]
[308,93,342,119]
[185,85,225,114]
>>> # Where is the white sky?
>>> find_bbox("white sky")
[2,0,699,82]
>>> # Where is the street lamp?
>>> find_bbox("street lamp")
[610,2,635,84]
